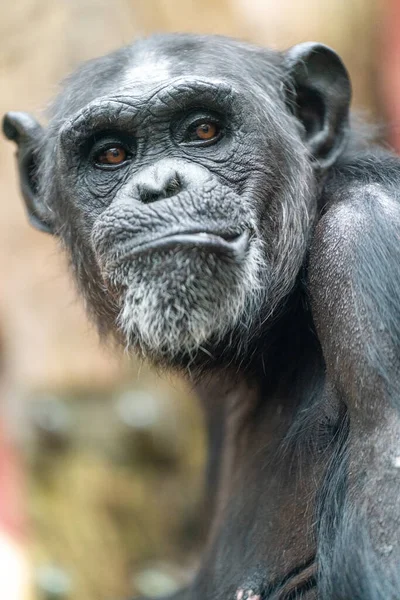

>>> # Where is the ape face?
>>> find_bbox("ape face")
[4,35,350,369]
[56,74,313,365]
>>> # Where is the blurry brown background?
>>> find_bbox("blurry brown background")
[0,1,392,599]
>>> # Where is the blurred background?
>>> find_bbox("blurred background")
[0,0,399,598]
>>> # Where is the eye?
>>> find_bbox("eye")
[195,122,218,140]
[183,119,222,146]
[94,145,129,167]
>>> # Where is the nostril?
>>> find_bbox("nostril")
[164,174,182,198]
[138,173,183,204]
[140,189,163,204]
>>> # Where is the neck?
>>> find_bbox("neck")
[192,290,328,597]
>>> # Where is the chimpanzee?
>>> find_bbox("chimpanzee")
[3,34,400,600]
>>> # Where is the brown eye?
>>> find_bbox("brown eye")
[195,122,218,141]
[96,146,127,165]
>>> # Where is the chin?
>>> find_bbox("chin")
[111,243,266,367]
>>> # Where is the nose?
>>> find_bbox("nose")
[135,163,183,204]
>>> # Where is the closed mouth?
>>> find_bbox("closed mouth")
[109,229,250,266]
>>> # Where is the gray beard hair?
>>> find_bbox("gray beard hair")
[114,238,267,363]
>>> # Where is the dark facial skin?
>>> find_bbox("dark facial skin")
[3,34,400,600]
[32,44,317,369]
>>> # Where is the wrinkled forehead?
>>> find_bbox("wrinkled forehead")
[117,55,230,98]
[49,37,284,127]
[115,41,281,98]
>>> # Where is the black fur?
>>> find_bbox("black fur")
[3,34,400,599]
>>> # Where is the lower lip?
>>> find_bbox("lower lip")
[117,230,250,261]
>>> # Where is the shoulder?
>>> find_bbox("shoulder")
[308,148,400,393]
[313,146,400,265]
[309,144,400,305]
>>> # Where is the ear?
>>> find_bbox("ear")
[283,42,351,169]
[2,111,54,234]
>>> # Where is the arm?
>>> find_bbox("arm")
[308,171,400,564]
